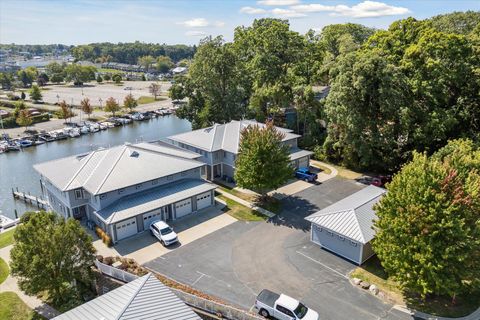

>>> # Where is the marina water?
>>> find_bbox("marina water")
[0,115,191,219]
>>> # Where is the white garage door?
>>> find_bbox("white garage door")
[115,217,137,241]
[196,192,212,211]
[298,157,309,169]
[175,199,192,218]
[143,209,163,230]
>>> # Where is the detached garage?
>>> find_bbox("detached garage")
[305,185,386,265]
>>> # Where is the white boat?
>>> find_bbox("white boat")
[89,125,100,133]
[69,128,81,137]
[80,126,90,134]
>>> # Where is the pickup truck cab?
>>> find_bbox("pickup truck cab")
[149,220,178,246]
[295,167,318,183]
[255,289,319,320]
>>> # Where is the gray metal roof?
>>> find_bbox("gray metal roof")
[98,179,216,224]
[305,185,386,243]
[289,148,314,161]
[53,273,200,320]
[34,142,205,195]
[168,119,300,154]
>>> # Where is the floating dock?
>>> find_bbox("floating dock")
[12,188,49,209]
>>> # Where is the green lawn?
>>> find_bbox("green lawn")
[0,292,44,320]
[217,195,267,221]
[217,185,281,214]
[0,258,8,285]
[137,96,167,104]
[350,257,480,317]
[0,229,15,249]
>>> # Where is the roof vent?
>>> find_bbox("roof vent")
[130,151,139,158]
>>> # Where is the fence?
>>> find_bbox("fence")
[94,260,139,283]
[172,288,264,320]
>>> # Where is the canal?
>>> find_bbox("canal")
[0,115,191,219]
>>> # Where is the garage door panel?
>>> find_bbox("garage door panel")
[143,209,163,229]
[116,217,137,241]
[196,192,212,211]
[175,199,192,218]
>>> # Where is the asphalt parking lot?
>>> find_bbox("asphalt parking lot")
[145,178,411,320]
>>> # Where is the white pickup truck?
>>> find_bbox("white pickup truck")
[255,289,319,320]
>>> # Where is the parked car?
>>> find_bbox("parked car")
[295,168,318,182]
[255,289,319,320]
[371,175,392,188]
[149,220,178,246]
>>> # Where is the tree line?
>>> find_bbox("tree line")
[170,11,480,173]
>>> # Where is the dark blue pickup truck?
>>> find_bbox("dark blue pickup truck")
[295,168,318,182]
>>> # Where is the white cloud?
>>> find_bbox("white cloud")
[292,1,410,18]
[271,7,306,18]
[179,18,224,28]
[240,6,267,15]
[257,0,300,6]
[185,30,207,37]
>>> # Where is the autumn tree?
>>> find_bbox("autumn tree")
[234,122,293,197]
[80,97,93,119]
[10,211,96,306]
[123,94,137,112]
[372,139,480,299]
[16,109,32,131]
[58,100,74,122]
[104,97,120,116]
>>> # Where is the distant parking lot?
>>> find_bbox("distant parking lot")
[41,81,171,107]
[145,178,410,320]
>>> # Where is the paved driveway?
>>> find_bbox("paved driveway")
[145,178,411,320]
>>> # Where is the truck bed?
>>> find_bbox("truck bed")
[257,289,280,308]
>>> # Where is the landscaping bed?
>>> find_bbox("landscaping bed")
[350,257,480,318]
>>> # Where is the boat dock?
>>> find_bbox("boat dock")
[12,188,49,209]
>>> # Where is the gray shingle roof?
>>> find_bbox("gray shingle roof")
[53,273,200,320]
[289,148,314,161]
[34,142,205,195]
[168,120,300,154]
[305,185,386,243]
[98,179,216,224]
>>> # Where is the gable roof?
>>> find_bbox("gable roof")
[34,142,204,195]
[168,119,300,154]
[53,273,200,320]
[305,185,386,244]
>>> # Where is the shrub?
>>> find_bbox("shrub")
[95,226,112,247]
[31,113,50,123]
[103,256,114,266]
[1,116,18,128]
[96,255,103,263]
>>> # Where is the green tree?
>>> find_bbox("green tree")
[123,94,137,112]
[80,97,93,119]
[429,11,480,35]
[112,74,122,84]
[168,82,185,101]
[234,122,293,197]
[50,73,64,84]
[137,55,156,71]
[156,55,174,73]
[372,140,480,299]
[96,74,103,83]
[103,74,111,81]
[323,51,412,171]
[37,73,49,86]
[16,109,32,131]
[0,72,13,89]
[45,62,65,77]
[176,36,248,129]
[17,67,38,88]
[10,211,96,306]
[64,64,96,85]
[29,84,42,102]
[20,91,26,100]
[104,97,120,116]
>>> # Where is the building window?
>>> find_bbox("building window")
[338,235,345,241]
[74,189,83,199]
[350,241,357,247]
[136,184,142,189]
[118,188,125,194]
[100,194,107,200]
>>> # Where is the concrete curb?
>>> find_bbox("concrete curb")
[215,189,276,218]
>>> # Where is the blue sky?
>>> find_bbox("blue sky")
[1,0,479,45]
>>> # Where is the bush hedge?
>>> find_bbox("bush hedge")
[95,226,112,247]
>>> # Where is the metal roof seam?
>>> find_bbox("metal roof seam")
[94,146,129,195]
